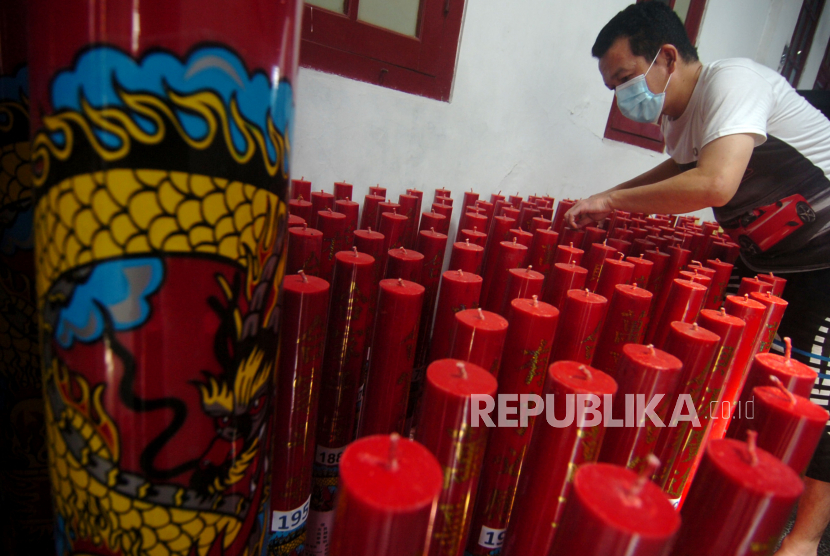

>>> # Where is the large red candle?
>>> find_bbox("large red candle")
[333,180,353,201]
[465,299,560,556]
[648,245,693,329]
[359,279,425,437]
[287,223,323,276]
[594,256,635,302]
[415,360,497,556]
[553,243,584,266]
[481,239,528,313]
[738,276,773,296]
[528,227,560,276]
[458,211,489,243]
[543,262,589,310]
[549,462,680,556]
[311,190,336,215]
[702,259,733,309]
[289,196,313,222]
[379,211,410,252]
[271,274,330,546]
[385,247,425,283]
[757,272,787,296]
[500,268,545,315]
[369,184,388,198]
[582,241,619,292]
[360,193,386,230]
[432,202,453,222]
[318,209,348,282]
[599,345,683,471]
[670,436,803,556]
[737,340,817,408]
[329,434,443,556]
[749,291,789,353]
[654,322,721,500]
[529,216,553,233]
[449,240,485,275]
[592,284,653,375]
[398,193,420,249]
[728,383,829,474]
[581,226,608,250]
[559,226,586,249]
[291,177,312,200]
[429,270,484,363]
[606,237,632,257]
[697,308,747,423]
[552,199,576,233]
[627,254,654,289]
[449,309,509,377]
[643,249,671,298]
[377,201,402,227]
[550,289,608,364]
[648,278,708,348]
[631,238,656,257]
[459,227,488,247]
[335,198,360,245]
[289,213,306,227]
[502,362,617,556]
[508,228,533,248]
[420,210,448,235]
[354,228,386,284]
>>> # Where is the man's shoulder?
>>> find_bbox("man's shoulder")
[703,58,779,86]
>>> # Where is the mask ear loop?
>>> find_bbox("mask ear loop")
[646,49,673,93]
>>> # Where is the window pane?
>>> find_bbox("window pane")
[358,0,420,37]
[306,0,345,15]
[673,0,692,22]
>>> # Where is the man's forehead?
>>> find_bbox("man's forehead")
[599,37,640,87]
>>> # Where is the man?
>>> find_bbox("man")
[565,4,830,555]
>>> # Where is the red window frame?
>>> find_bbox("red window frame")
[603,0,708,152]
[781,0,826,87]
[299,0,466,101]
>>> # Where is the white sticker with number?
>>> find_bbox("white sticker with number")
[271,495,311,534]
[316,445,346,467]
[478,525,505,549]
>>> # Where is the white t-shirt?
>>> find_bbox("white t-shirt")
[662,58,830,272]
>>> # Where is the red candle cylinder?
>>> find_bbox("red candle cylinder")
[653,322,721,500]
[738,276,773,296]
[530,216,553,233]
[459,227,488,247]
[630,238,656,257]
[449,309,509,377]
[550,463,680,556]
[647,278,708,348]
[481,240,529,313]
[558,226,586,249]
[415,360,497,556]
[271,274,330,539]
[463,190,481,209]
[581,226,608,250]
[626,254,654,289]
[486,215,517,259]
[749,291,789,353]
[432,202,453,221]
[737,343,817,408]
[464,298,560,556]
[697,308,748,426]
[379,211,409,252]
[289,214,306,227]
[500,268,545,315]
[550,289,608,364]
[552,199,576,233]
[543,262,589,310]
[703,258,733,310]
[289,196,313,222]
[376,200,401,227]
[553,243,584,266]
[507,193,523,208]
[582,241,618,292]
[757,272,787,297]
[385,247,425,283]
[407,189,424,229]
[508,228,533,248]
[728,384,829,475]
[354,228,386,284]
[611,225,635,242]
[518,206,541,231]
[435,188,452,201]
[333,181,353,201]
[649,245,693,322]
[360,193,386,230]
[670,437,803,556]
[287,223,323,276]
[647,233,669,251]
[311,190,336,215]
[292,177,312,200]
[476,199,495,224]
[420,210,448,235]
[358,279,425,437]
[317,209,348,282]
[592,284,653,375]
[335,198,360,246]
[329,434,443,556]
[678,269,712,293]
[528,227,559,276]
[369,185,387,198]
[598,345,683,471]
[501,206,520,222]
[606,237,632,257]
[490,192,506,205]
[458,211,489,242]
[429,270,483,363]
[501,362,618,556]
[397,193,419,248]
[449,240,485,275]
[595,256,635,302]
[643,249,671,297]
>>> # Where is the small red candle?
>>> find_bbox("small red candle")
[271,273,330,542]
[595,256,635,302]
[728,383,829,475]
[465,298,560,556]
[459,227,487,247]
[287,223,323,276]
[551,199,576,233]
[670,436,803,556]
[432,202,453,222]
[549,462,680,556]
[627,254,654,289]
[354,228,386,284]
[289,196,313,222]
[385,247,425,283]
[335,198,360,246]
[647,278,708,348]
[737,340,817,408]
[553,242,584,266]
[330,434,443,556]
[738,276,773,296]
[757,272,787,296]
[528,227,559,276]
[450,309,509,377]
[399,193,421,249]
[582,241,618,292]
[311,190,336,215]
[508,193,523,208]
[500,268,545,315]
[379,211,409,252]
[592,284,653,375]
[360,193,386,230]
[317,209,348,282]
[288,213,306,227]
[291,177,312,200]
[703,258,733,309]
[558,226,586,249]
[581,226,608,250]
[501,206,520,222]
[333,180,353,200]
[369,184,387,198]
[429,270,483,363]
[435,188,452,201]
[377,201,402,229]
[359,279,425,437]
[415,360,497,556]
[529,216,553,233]
[508,228,533,248]
[481,239,529,314]
[449,240,484,275]
[502,362,617,556]
[543,262,588,310]
[630,238,656,257]
[749,291,789,353]
[606,237,632,257]
[486,215,517,259]
[550,289,607,364]
[653,322,721,500]
[419,210,448,235]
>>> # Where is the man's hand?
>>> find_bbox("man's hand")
[565,193,613,229]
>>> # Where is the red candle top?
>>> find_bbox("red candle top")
[739,341,818,405]
[757,272,787,296]
[737,276,773,296]
[288,214,306,227]
[554,243,584,266]
[369,184,388,198]
[385,247,425,283]
[450,309,509,377]
[291,177,312,200]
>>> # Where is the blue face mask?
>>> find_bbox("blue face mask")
[615,51,672,124]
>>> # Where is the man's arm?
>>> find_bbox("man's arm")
[565,133,756,228]
[610,158,684,192]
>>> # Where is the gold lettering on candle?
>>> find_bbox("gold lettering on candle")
[522,340,551,386]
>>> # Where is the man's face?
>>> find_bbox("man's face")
[599,36,660,91]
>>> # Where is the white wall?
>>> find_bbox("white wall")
[799,1,830,88]
[291,0,800,244]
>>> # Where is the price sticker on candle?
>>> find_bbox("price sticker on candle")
[478,526,506,549]
[316,445,346,467]
[271,495,311,535]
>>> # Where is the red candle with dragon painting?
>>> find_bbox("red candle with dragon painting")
[594,255,635,302]
[465,298,560,556]
[450,309,509,377]
[749,291,789,353]
[429,270,484,363]
[737,340,818,409]
[270,273,330,550]
[318,209,348,282]
[592,284,653,376]
[528,227,559,276]
[287,223,323,276]
[550,289,608,364]
[415,360,498,556]
[500,268,545,315]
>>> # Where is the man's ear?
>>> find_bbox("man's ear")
[661,44,680,73]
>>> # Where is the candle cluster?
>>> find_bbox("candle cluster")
[272,182,824,556]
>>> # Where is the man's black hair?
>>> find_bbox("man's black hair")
[592,2,699,62]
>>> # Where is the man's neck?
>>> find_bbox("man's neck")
[664,60,704,120]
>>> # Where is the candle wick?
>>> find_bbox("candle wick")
[569,242,574,248]
[647,344,655,355]
[400,246,406,254]
[352,247,358,257]
[784,337,793,363]
[466,239,471,245]
[633,282,638,288]
[744,293,749,300]
[298,195,304,201]
[622,454,660,507]
[527,265,533,273]
[431,227,436,233]
[303,222,307,230]
[299,269,309,283]
[578,365,592,380]
[388,433,400,472]
[746,430,759,467]
[457,362,469,380]
[368,227,373,233]
[398,278,404,286]
[458,269,464,276]
[692,322,699,330]
[473,226,478,233]
[393,208,397,215]
[716,258,722,263]
[513,237,517,244]
[477,308,485,320]
[770,375,797,405]
[532,294,539,307]
[719,307,726,316]
[603,239,607,245]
